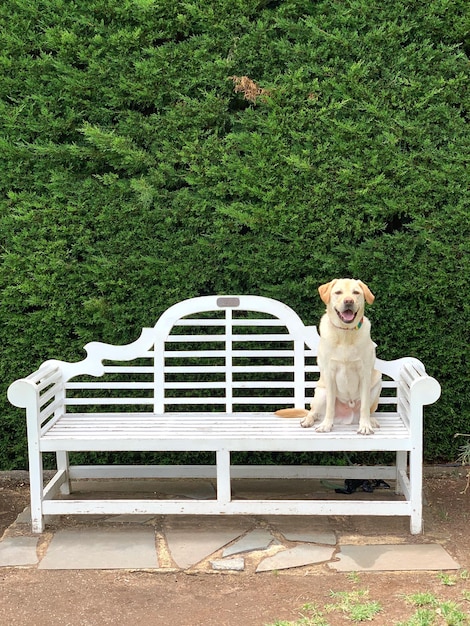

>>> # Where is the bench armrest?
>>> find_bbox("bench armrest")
[8,363,59,407]
[393,359,441,434]
[400,359,441,407]
[8,363,65,439]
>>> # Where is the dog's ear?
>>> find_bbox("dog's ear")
[357,280,375,305]
[318,279,338,304]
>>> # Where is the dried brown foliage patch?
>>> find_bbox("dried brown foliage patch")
[230,75,271,103]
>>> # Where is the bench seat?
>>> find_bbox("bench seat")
[41,412,411,451]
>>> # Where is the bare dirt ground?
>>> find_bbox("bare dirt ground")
[0,469,469,626]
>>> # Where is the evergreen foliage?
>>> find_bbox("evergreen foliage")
[1,0,468,468]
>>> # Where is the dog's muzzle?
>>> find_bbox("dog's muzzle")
[335,308,357,324]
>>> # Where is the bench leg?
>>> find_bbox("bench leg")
[409,448,423,535]
[28,448,45,534]
[56,451,71,495]
[395,451,407,495]
[216,450,231,504]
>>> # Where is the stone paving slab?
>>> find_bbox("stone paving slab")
[329,544,460,572]
[211,557,245,571]
[282,530,337,545]
[266,515,337,545]
[272,520,336,545]
[257,545,336,572]
[38,527,158,570]
[222,529,275,557]
[163,516,250,569]
[0,536,39,567]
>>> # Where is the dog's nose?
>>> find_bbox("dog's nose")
[343,297,354,306]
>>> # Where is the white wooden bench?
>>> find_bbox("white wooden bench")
[8,295,441,534]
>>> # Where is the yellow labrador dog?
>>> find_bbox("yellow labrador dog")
[276,278,381,435]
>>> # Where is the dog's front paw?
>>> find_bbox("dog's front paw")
[300,415,315,428]
[357,421,375,435]
[315,419,333,433]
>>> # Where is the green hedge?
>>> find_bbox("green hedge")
[1,0,468,468]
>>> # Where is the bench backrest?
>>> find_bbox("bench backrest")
[60,295,321,414]
[35,295,407,419]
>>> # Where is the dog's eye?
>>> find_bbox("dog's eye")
[352,290,360,295]
[334,290,343,295]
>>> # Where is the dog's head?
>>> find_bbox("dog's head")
[318,278,375,327]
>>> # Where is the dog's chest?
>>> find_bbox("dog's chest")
[333,360,362,399]
[319,337,367,366]
[318,336,372,400]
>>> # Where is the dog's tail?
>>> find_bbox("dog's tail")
[275,408,309,418]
